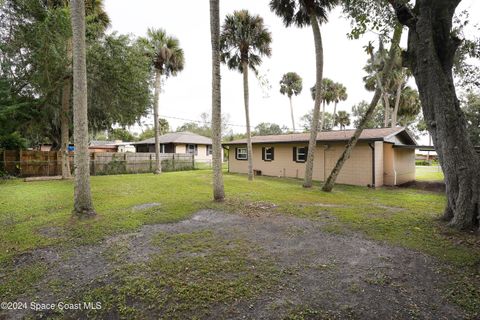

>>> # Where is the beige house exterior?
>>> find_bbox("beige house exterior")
[134,132,214,162]
[223,127,417,187]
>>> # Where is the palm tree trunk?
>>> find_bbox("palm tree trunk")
[333,101,338,129]
[322,23,403,192]
[210,0,225,200]
[289,96,296,132]
[60,38,72,179]
[242,61,254,181]
[392,80,403,128]
[303,13,324,188]
[153,69,162,174]
[71,0,95,217]
[321,101,326,130]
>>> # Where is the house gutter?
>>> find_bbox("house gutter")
[368,142,375,188]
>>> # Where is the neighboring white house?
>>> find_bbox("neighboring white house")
[133,132,215,162]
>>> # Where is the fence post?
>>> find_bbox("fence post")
[173,154,176,171]
[1,150,5,172]
[149,154,152,172]
[192,154,195,170]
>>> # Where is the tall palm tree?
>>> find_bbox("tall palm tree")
[279,72,303,132]
[332,82,347,128]
[142,29,185,174]
[220,10,272,181]
[335,110,350,130]
[71,0,95,216]
[270,0,338,188]
[209,0,225,201]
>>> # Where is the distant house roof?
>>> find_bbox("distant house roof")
[134,132,212,145]
[223,127,417,146]
[90,140,115,146]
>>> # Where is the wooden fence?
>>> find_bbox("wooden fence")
[0,150,195,177]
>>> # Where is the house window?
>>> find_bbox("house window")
[293,146,307,163]
[160,144,165,153]
[207,145,212,155]
[187,144,197,155]
[236,147,248,160]
[262,147,274,161]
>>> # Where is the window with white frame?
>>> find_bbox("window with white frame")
[295,146,307,162]
[263,147,274,161]
[236,147,247,160]
[207,145,213,155]
[160,144,165,153]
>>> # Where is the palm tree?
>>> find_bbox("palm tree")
[270,0,338,188]
[71,0,95,216]
[332,82,347,128]
[279,72,303,132]
[335,110,350,130]
[209,0,225,201]
[142,29,185,174]
[311,78,335,130]
[220,10,272,181]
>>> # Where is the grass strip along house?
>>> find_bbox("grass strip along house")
[223,127,417,187]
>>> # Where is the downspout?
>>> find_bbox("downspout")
[223,145,230,173]
[368,142,375,188]
[393,147,397,186]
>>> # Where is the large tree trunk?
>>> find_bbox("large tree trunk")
[71,0,95,217]
[242,61,254,181]
[390,0,480,230]
[391,79,403,127]
[60,38,73,179]
[322,23,403,192]
[303,13,324,188]
[153,69,162,174]
[209,0,225,201]
[289,96,296,132]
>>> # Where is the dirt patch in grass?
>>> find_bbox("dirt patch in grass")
[131,202,161,211]
[2,210,472,319]
[400,180,446,193]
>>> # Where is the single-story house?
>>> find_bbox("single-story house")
[134,132,213,162]
[222,127,418,187]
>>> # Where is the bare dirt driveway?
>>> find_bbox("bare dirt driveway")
[3,209,468,320]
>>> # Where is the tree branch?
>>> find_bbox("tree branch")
[387,0,417,28]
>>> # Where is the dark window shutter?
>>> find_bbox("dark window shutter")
[271,148,274,161]
[293,147,297,162]
[195,144,198,156]
[235,148,238,160]
[206,145,209,156]
[262,147,265,161]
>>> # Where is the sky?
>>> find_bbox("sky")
[103,0,480,143]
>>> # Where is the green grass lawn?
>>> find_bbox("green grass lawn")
[1,170,479,317]
[0,170,474,266]
[416,166,444,182]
